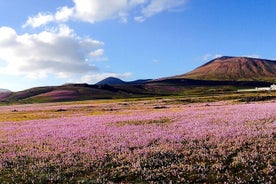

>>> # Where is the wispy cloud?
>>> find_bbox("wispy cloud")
[23,6,74,28]
[202,54,261,61]
[138,0,187,21]
[243,54,260,58]
[23,0,190,27]
[23,12,55,28]
[152,59,160,63]
[202,54,222,61]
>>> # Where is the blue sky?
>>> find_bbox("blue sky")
[0,0,276,91]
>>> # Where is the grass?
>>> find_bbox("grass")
[1,90,275,122]
[0,94,275,183]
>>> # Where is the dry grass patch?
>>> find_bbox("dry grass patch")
[113,117,172,126]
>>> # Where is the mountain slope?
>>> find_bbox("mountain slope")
[173,56,276,82]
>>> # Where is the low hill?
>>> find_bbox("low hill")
[172,56,276,82]
[96,77,151,85]
[0,89,11,100]
[0,83,160,104]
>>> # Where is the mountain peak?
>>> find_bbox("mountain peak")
[200,56,234,67]
[173,56,276,82]
[216,56,234,60]
[96,77,126,85]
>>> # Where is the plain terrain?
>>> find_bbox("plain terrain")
[0,91,275,183]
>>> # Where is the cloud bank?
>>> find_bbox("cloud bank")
[23,0,189,27]
[0,25,104,79]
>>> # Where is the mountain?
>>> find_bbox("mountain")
[96,77,126,85]
[172,56,276,82]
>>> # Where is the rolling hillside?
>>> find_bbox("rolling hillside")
[0,83,161,103]
[1,56,275,104]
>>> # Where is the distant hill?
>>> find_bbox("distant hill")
[0,83,161,103]
[0,88,11,100]
[127,79,152,84]
[1,56,276,104]
[172,56,276,82]
[96,77,151,85]
[96,77,126,85]
[0,88,10,93]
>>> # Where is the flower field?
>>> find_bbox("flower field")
[0,99,275,183]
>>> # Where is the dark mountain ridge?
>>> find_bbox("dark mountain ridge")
[96,77,151,85]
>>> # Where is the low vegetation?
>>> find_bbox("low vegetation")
[0,98,275,183]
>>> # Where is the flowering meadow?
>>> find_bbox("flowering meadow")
[0,99,275,183]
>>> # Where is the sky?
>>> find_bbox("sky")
[1,0,276,91]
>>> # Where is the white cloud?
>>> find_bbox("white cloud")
[55,6,74,22]
[0,25,104,79]
[202,54,222,61]
[89,49,109,61]
[80,72,132,84]
[23,7,73,28]
[244,54,260,58]
[202,54,261,61]
[0,27,17,45]
[134,16,145,22]
[73,0,129,23]
[23,0,189,27]
[89,49,104,57]
[129,0,148,6]
[140,0,187,18]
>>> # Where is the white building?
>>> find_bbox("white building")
[238,84,276,92]
[270,84,276,90]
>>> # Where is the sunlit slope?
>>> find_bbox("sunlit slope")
[173,56,276,82]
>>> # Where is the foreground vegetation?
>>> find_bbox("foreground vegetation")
[0,97,275,183]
